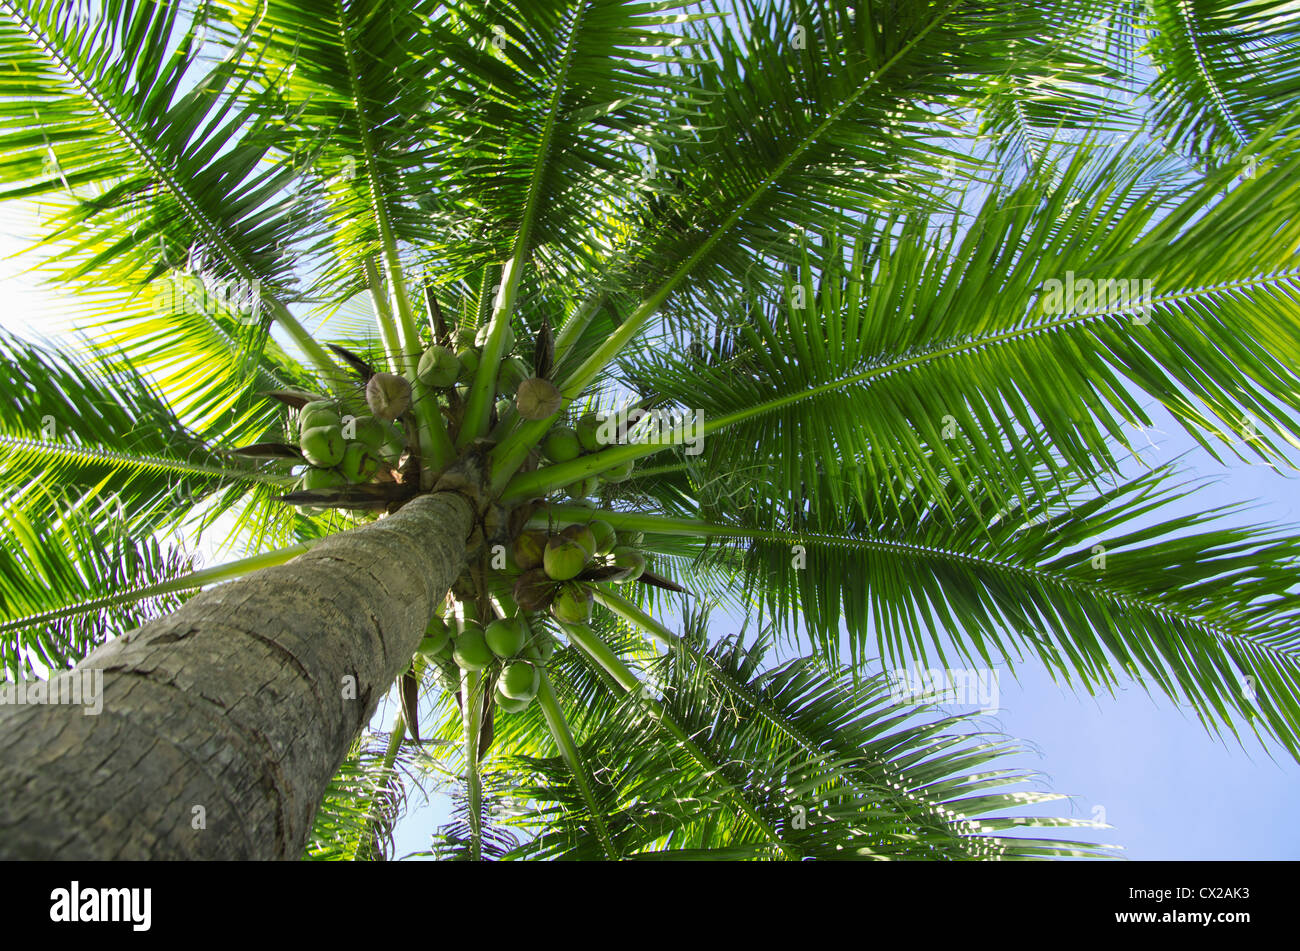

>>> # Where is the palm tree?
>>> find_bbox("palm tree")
[0,0,1297,860]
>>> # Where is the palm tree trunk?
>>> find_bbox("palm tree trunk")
[0,492,474,860]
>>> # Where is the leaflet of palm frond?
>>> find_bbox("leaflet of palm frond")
[230,442,303,460]
[0,490,195,675]
[278,483,419,511]
[400,668,420,745]
[327,343,377,383]
[425,287,451,347]
[638,570,689,595]
[258,389,328,410]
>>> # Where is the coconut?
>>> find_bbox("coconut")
[299,399,341,431]
[416,629,450,659]
[589,519,617,557]
[418,615,450,656]
[485,617,528,659]
[516,377,563,421]
[514,568,558,611]
[499,661,540,701]
[542,426,581,462]
[561,523,597,559]
[566,476,599,500]
[575,413,608,453]
[350,414,387,449]
[601,457,635,483]
[300,425,346,467]
[379,434,404,464]
[524,631,555,663]
[301,466,347,491]
[494,686,532,714]
[437,662,461,695]
[610,547,646,583]
[365,372,412,420]
[551,583,593,623]
[475,322,515,352]
[543,535,588,581]
[340,442,379,483]
[417,345,460,388]
[452,624,492,671]
[455,347,479,383]
[617,530,645,547]
[511,530,547,571]
[498,356,531,396]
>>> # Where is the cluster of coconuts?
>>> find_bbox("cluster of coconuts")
[415,611,555,714]
[416,325,636,500]
[538,412,634,498]
[416,324,530,418]
[510,520,647,623]
[295,400,401,492]
[411,522,650,715]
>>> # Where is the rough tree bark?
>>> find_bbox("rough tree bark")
[0,491,474,860]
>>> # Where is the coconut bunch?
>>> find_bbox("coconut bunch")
[535,411,636,502]
[415,320,536,439]
[415,611,555,715]
[294,399,402,493]
[509,521,647,621]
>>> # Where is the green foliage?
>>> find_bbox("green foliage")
[3,0,1298,860]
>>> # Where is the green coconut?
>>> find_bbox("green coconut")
[566,476,599,500]
[541,425,581,462]
[524,631,555,663]
[452,624,491,671]
[601,457,635,483]
[416,629,450,658]
[417,345,460,388]
[611,547,646,583]
[551,583,593,623]
[365,372,412,421]
[512,530,547,571]
[617,530,645,547]
[349,414,387,449]
[516,377,563,421]
[575,413,608,453]
[300,425,346,467]
[485,617,528,659]
[498,356,531,396]
[561,523,597,559]
[475,322,515,352]
[589,519,617,557]
[455,347,480,383]
[543,535,588,581]
[514,568,558,611]
[301,466,347,491]
[299,400,341,432]
[499,661,540,701]
[379,435,404,465]
[340,442,379,483]
[417,615,451,657]
[494,687,532,714]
